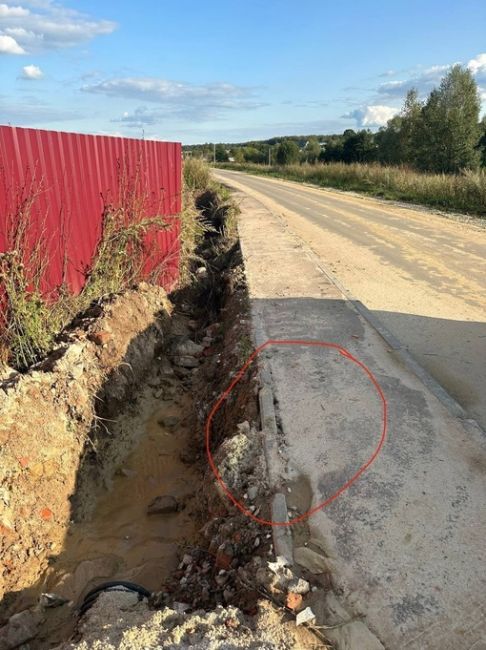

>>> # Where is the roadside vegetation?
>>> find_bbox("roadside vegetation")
[214,161,486,216]
[0,158,223,371]
[187,64,486,217]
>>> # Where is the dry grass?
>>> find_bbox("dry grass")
[0,158,226,371]
[0,167,172,371]
[216,162,486,217]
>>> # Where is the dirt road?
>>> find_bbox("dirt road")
[215,169,486,430]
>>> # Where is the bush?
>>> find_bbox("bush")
[183,157,212,194]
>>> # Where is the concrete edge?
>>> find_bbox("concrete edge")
[242,239,385,650]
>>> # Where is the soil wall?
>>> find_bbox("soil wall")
[0,284,172,615]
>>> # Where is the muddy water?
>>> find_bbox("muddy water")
[38,383,199,645]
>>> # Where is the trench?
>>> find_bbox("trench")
[1,189,269,649]
[34,361,201,647]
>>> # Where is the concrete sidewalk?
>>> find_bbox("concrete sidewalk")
[233,189,486,649]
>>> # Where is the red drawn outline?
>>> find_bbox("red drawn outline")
[205,339,388,527]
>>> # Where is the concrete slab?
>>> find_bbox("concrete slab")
[234,190,486,649]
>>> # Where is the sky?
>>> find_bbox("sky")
[1,0,486,144]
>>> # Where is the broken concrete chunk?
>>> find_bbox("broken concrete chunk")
[268,555,290,574]
[296,606,316,626]
[294,546,329,574]
[147,495,178,515]
[287,577,310,595]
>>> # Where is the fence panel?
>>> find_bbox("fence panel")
[0,125,182,295]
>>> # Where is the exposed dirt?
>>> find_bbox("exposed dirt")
[0,284,172,620]
[0,192,328,650]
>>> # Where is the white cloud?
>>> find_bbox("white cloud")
[343,105,397,128]
[85,77,266,122]
[468,53,486,82]
[0,0,116,54]
[0,33,25,53]
[0,3,29,16]
[21,62,42,78]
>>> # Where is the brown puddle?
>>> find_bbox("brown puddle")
[37,383,199,646]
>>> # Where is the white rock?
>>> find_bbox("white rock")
[296,607,316,626]
[268,555,290,574]
[288,577,310,595]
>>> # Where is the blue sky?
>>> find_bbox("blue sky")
[1,0,485,144]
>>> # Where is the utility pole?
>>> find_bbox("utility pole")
[213,143,216,164]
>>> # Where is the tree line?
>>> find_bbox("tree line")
[185,65,486,175]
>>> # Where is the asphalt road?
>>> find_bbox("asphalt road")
[215,169,486,431]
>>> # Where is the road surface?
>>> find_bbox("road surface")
[215,169,486,431]
[231,186,486,649]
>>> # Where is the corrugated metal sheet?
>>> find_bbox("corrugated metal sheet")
[0,125,182,294]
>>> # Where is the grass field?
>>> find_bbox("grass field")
[215,162,486,217]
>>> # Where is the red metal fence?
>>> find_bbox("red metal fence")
[0,125,182,295]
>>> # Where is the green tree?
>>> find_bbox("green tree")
[400,89,423,165]
[418,65,481,172]
[276,140,300,165]
[215,144,229,162]
[243,146,266,164]
[376,116,404,165]
[475,116,486,167]
[305,137,321,164]
[230,147,245,163]
[342,130,376,163]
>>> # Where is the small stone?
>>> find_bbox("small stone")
[215,545,233,570]
[175,339,204,357]
[288,577,310,595]
[247,486,258,500]
[268,556,290,573]
[296,607,316,626]
[182,554,193,565]
[147,495,178,515]
[174,355,199,369]
[172,602,190,614]
[39,592,69,609]
[195,266,207,276]
[215,573,228,587]
[286,591,303,611]
[223,588,233,602]
[40,507,53,521]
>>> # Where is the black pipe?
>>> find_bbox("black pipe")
[79,581,151,616]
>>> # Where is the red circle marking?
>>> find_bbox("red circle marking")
[205,339,388,527]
